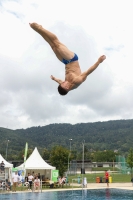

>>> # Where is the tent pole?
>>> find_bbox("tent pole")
[41,179,42,192]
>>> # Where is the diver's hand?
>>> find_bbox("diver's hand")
[50,75,54,80]
[98,55,106,63]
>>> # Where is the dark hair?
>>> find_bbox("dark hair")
[58,85,68,95]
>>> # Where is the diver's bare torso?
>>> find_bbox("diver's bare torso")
[65,61,83,90]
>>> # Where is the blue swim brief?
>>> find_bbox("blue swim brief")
[62,53,78,65]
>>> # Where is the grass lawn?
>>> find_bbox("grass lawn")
[1,172,132,193]
[67,173,132,183]
[92,167,118,171]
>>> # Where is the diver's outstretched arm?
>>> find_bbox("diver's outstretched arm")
[81,55,106,81]
[50,75,63,84]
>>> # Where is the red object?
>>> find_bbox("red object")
[105,171,109,179]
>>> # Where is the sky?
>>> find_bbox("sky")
[0,0,133,130]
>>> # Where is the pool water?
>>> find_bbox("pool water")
[0,189,133,200]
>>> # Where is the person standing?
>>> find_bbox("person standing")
[83,177,87,188]
[105,170,109,187]
[12,172,19,192]
[38,173,41,179]
[28,173,34,190]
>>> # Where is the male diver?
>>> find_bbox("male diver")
[29,23,106,95]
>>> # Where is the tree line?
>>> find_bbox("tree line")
[1,119,133,160]
[15,146,133,177]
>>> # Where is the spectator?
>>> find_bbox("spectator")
[33,176,40,192]
[58,177,63,187]
[12,172,19,192]
[62,176,66,184]
[83,177,87,188]
[38,173,41,179]
[105,170,109,187]
[28,173,34,190]
[6,179,11,191]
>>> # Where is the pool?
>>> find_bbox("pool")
[0,189,133,200]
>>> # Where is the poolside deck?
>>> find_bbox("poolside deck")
[0,182,133,194]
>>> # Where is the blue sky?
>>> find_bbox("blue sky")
[0,0,133,129]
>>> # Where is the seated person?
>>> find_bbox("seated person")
[61,177,66,185]
[34,176,40,191]
[6,179,11,191]
[58,177,63,187]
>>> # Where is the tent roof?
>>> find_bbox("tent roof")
[17,147,55,170]
[0,154,13,168]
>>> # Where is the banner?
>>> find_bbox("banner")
[52,170,59,182]
[24,142,28,163]
[18,170,25,182]
[23,142,28,177]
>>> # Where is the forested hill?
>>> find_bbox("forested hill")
[0,119,133,156]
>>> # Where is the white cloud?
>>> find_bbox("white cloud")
[0,0,133,129]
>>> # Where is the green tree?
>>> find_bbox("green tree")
[70,150,77,160]
[50,146,69,176]
[76,146,92,160]
[42,148,50,160]
[127,148,133,178]
[93,150,117,162]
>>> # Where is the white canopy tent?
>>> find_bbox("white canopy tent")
[0,154,13,180]
[17,147,55,180]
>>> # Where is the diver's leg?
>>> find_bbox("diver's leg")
[30,23,74,61]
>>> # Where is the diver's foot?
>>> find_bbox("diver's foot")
[29,23,42,32]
